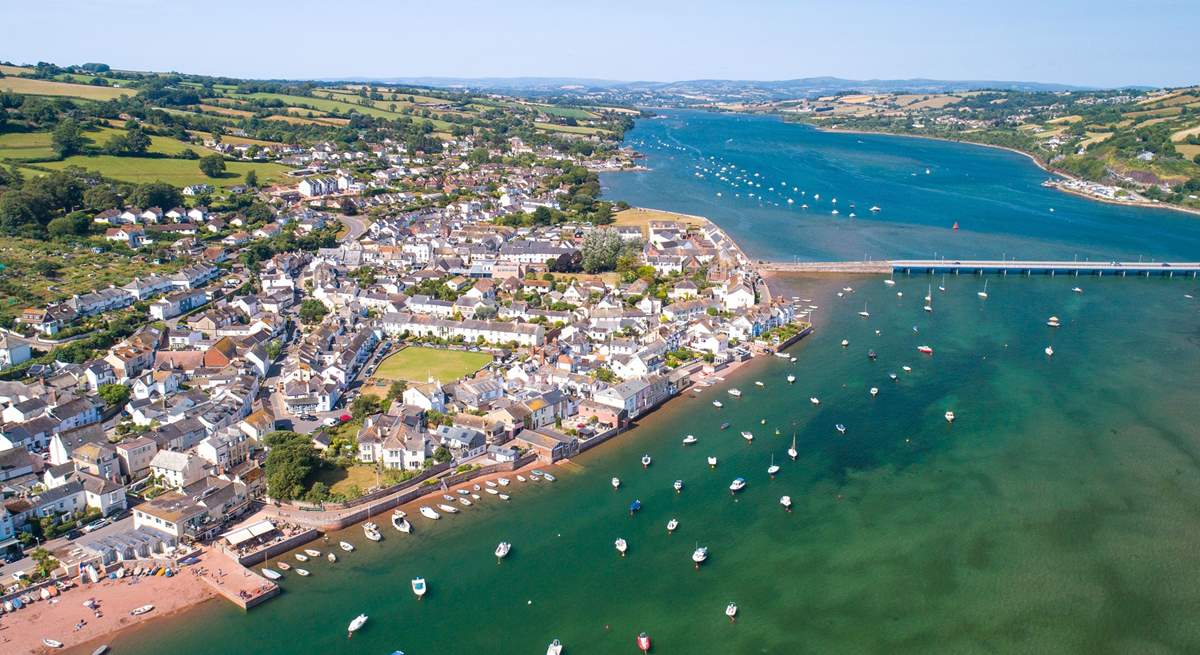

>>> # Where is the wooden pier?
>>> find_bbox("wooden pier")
[761,260,1200,278]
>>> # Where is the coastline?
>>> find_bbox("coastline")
[806,123,1200,218]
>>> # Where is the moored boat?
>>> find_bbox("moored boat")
[673,479,683,492]
[611,477,621,489]
[130,604,155,616]
[870,387,879,397]
[419,506,441,520]
[277,561,291,571]
[787,374,796,383]
[1045,345,1054,356]
[495,541,511,560]
[729,477,746,493]
[692,546,708,567]
[304,549,321,557]
[328,553,337,563]
[295,568,310,577]
[412,577,427,599]
[261,568,282,580]
[945,411,956,423]
[629,499,642,515]
[917,345,933,354]
[547,639,563,655]
[641,454,652,468]
[741,431,754,443]
[43,639,64,649]
[348,613,368,636]
[437,503,459,514]
[712,400,723,408]
[615,538,628,556]
[835,423,847,435]
[682,434,697,445]
[637,632,651,652]
[294,553,308,562]
[726,602,738,621]
[497,478,510,486]
[707,456,718,468]
[767,454,780,477]
[392,511,412,533]
[667,518,678,533]
[780,495,793,511]
[810,397,820,405]
[339,541,354,552]
[485,487,499,495]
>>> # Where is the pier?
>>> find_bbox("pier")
[761,260,1200,278]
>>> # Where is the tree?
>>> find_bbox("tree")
[129,182,181,210]
[0,190,43,235]
[244,169,258,188]
[105,127,150,156]
[432,446,451,464]
[30,547,59,580]
[351,395,381,420]
[386,381,407,401]
[51,118,85,157]
[581,227,625,273]
[83,184,120,212]
[47,211,90,239]
[98,383,130,408]
[199,154,226,178]
[298,299,329,324]
[263,431,318,500]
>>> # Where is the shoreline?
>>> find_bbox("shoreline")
[806,123,1200,218]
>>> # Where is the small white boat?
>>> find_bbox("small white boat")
[472,493,481,500]
[869,387,879,397]
[459,497,472,507]
[729,477,746,493]
[884,278,896,287]
[780,495,793,511]
[339,541,354,552]
[1045,346,1054,357]
[787,374,796,383]
[485,487,499,495]
[667,518,679,533]
[788,434,798,460]
[437,503,459,514]
[615,538,628,556]
[810,397,820,405]
[840,339,849,347]
[767,454,780,477]
[727,388,742,397]
[295,568,310,577]
[641,454,652,468]
[419,506,441,520]
[1047,316,1060,327]
[754,381,764,387]
[495,542,511,559]
[741,431,754,443]
[902,365,912,372]
[707,456,718,468]
[456,489,469,496]
[978,280,989,299]
[712,400,723,408]
[692,546,708,565]
[543,473,556,482]
[835,424,847,435]
[1072,287,1083,294]
[726,602,738,620]
[945,411,956,423]
[547,639,563,655]
[393,512,413,533]
[485,480,498,488]
[304,549,320,557]
[499,493,511,501]
[328,553,337,563]
[261,568,282,580]
[277,562,291,571]
[497,478,510,486]
[43,639,64,649]
[295,553,309,562]
[412,577,427,598]
[348,613,368,635]
[682,434,697,445]
[673,479,683,492]
[364,524,382,541]
[612,477,621,489]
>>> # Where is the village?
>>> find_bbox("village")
[0,122,810,638]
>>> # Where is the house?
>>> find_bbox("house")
[182,184,213,196]
[402,382,446,413]
[149,450,207,489]
[0,334,33,370]
[196,430,251,471]
[115,436,157,481]
[133,491,208,539]
[72,442,121,482]
[149,289,208,320]
[433,425,486,460]
[0,447,36,482]
[29,480,86,518]
[104,225,145,248]
[78,471,128,516]
[513,428,578,463]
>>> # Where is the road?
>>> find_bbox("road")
[338,215,368,242]
[0,514,134,579]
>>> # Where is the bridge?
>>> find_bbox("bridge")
[760,260,1200,277]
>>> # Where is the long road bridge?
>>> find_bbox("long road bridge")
[760,260,1200,278]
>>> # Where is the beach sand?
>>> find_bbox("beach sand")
[0,562,217,655]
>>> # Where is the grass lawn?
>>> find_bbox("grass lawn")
[373,346,492,383]
[309,464,380,498]
[38,155,292,187]
[0,77,134,101]
[613,207,710,236]
[0,131,57,161]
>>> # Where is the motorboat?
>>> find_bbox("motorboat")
[712,400,723,408]
[456,489,469,496]
[729,477,746,493]
[304,549,321,558]
[485,487,499,495]
[442,494,455,502]
[261,568,282,580]
[682,434,698,445]
[692,546,708,566]
[295,553,308,562]
[547,639,563,655]
[485,480,498,488]
[392,512,412,533]
[720,422,730,430]
[884,277,896,287]
[348,613,368,636]
[917,345,933,355]
[810,397,820,405]
[364,523,382,541]
[741,431,754,443]
[835,424,847,435]
[787,374,796,383]
[889,373,899,381]
[638,632,651,652]
[459,497,472,507]
[277,562,291,571]
[498,493,511,501]
[629,499,642,515]
[667,518,679,533]
[673,479,684,492]
[339,541,354,552]
[419,506,441,520]
[641,454,652,468]
[412,577,427,599]
[612,477,621,490]
[495,542,511,560]
[707,456,718,468]
[295,568,310,577]
[788,434,798,460]
[328,553,337,563]
[902,365,912,372]
[516,475,527,482]
[868,349,878,360]
[615,538,628,556]
[841,339,849,347]
[92,646,110,655]
[780,495,793,511]
[472,493,481,500]
[1047,316,1061,327]
[1045,346,1054,357]
[543,473,557,482]
[870,387,879,397]
[727,388,742,397]
[1072,287,1083,293]
[726,602,739,621]
[497,478,510,487]
[43,639,64,649]
[437,503,459,514]
[945,411,956,423]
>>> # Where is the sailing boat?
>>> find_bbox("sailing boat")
[939,274,946,292]
[858,302,870,318]
[977,280,989,299]
[884,273,896,287]
[788,433,798,460]
[767,454,780,477]
[924,284,933,312]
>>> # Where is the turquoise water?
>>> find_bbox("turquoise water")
[603,110,1200,262]
[103,114,1200,655]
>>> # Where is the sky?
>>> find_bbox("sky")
[3,0,1198,87]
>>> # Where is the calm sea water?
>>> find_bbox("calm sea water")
[105,113,1200,655]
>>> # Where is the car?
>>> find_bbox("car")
[322,418,338,427]
[81,518,110,534]
[300,414,317,421]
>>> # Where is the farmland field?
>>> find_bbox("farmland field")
[0,77,133,101]
[372,346,492,383]
[38,155,292,186]
[534,122,608,135]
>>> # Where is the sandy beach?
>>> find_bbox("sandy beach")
[0,567,216,655]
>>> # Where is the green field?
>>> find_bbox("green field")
[373,346,492,383]
[0,131,58,160]
[534,122,608,136]
[0,76,133,101]
[225,91,455,130]
[39,155,292,187]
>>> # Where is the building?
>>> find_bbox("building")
[149,450,207,489]
[0,334,33,370]
[133,491,208,540]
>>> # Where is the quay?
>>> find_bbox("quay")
[761,260,1200,277]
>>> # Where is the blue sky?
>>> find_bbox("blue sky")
[3,0,1197,87]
